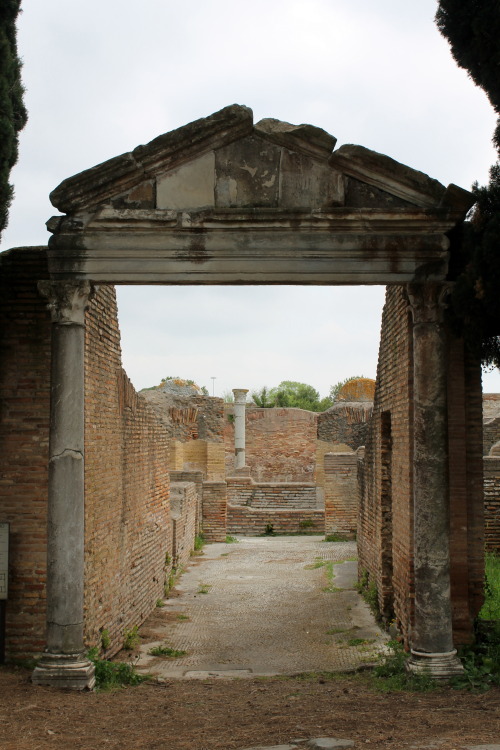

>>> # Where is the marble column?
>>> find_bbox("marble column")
[232,388,248,470]
[406,283,463,678]
[32,280,95,690]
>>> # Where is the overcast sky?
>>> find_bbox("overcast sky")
[2,0,499,397]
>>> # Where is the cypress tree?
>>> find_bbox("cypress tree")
[0,0,27,241]
[436,2,500,368]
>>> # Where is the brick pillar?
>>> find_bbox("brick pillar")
[406,283,463,679]
[32,281,95,690]
[202,481,227,542]
[324,452,358,537]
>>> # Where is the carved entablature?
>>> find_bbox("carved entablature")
[46,105,474,285]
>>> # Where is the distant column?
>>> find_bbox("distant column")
[406,283,463,679]
[232,389,248,470]
[32,280,95,690]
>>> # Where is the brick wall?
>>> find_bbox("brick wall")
[227,505,324,536]
[324,451,360,537]
[171,439,225,481]
[0,247,51,657]
[359,285,484,645]
[201,482,227,542]
[170,482,198,571]
[83,285,172,656]
[225,406,317,481]
[484,417,500,456]
[484,456,500,552]
[170,470,204,535]
[0,247,179,659]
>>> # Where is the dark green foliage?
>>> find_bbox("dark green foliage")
[271,381,333,412]
[0,0,27,240]
[373,641,437,693]
[251,386,275,408]
[436,2,500,368]
[450,624,500,691]
[445,166,500,368]
[436,1,500,148]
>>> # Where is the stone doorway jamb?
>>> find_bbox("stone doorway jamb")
[406,282,463,679]
[32,280,96,690]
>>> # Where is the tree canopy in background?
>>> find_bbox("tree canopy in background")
[0,0,27,242]
[251,382,333,412]
[436,1,500,369]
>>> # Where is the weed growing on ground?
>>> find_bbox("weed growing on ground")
[155,599,164,608]
[323,533,355,542]
[177,613,190,621]
[322,561,342,593]
[347,638,375,647]
[193,533,205,553]
[450,623,500,691]
[123,625,140,650]
[264,523,275,535]
[225,535,239,543]
[372,640,437,693]
[197,583,211,594]
[87,648,148,691]
[148,645,187,658]
[355,569,380,620]
[326,627,347,635]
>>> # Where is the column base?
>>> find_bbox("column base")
[32,652,95,690]
[407,649,463,680]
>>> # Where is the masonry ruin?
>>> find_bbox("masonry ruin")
[1,103,494,688]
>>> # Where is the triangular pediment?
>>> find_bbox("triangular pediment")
[49,104,473,216]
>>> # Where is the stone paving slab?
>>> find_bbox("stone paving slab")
[133,535,388,679]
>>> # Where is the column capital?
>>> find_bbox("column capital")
[232,388,249,404]
[406,282,453,325]
[38,280,95,325]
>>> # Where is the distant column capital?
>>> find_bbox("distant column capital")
[232,388,249,404]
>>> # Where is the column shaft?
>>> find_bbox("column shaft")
[32,281,95,690]
[232,389,248,470]
[407,283,462,678]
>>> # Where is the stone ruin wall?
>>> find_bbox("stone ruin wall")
[359,285,484,647]
[0,247,198,658]
[483,395,500,553]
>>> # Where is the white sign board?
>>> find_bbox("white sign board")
[0,523,9,600]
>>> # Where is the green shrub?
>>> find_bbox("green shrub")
[148,645,187,658]
[123,625,140,650]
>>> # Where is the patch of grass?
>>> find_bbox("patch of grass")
[148,645,187,658]
[479,552,500,620]
[371,640,437,693]
[123,625,140,650]
[264,523,275,536]
[304,557,325,570]
[323,533,355,542]
[87,648,148,691]
[177,613,190,621]
[326,627,347,635]
[321,561,343,593]
[346,638,375,647]
[197,583,211,594]
[221,553,229,557]
[225,535,239,543]
[155,599,165,608]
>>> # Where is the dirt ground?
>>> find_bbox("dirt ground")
[1,665,500,750]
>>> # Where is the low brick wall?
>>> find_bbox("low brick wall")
[227,476,320,509]
[202,482,227,542]
[324,451,360,536]
[227,504,325,536]
[170,482,197,570]
[484,456,500,553]
[170,470,204,535]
